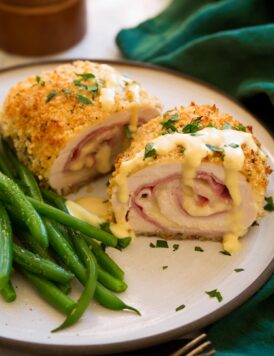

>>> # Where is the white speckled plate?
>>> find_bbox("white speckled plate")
[0,60,273,354]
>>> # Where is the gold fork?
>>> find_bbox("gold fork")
[170,333,215,356]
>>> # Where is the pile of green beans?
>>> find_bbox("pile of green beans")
[0,141,140,332]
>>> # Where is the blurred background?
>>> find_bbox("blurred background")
[0,0,170,68]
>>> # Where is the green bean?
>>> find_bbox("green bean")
[72,233,127,292]
[2,141,42,201]
[43,219,87,285]
[1,280,16,302]
[28,197,117,247]
[52,237,97,332]
[41,188,68,213]
[17,230,52,260]
[95,282,140,315]
[0,153,14,179]
[0,172,48,248]
[52,223,74,249]
[84,236,125,280]
[22,269,76,315]
[0,202,13,291]
[96,265,127,293]
[13,244,73,284]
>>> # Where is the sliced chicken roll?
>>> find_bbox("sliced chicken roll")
[0,61,161,193]
[109,103,271,252]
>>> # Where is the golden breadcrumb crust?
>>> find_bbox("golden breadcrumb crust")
[0,61,161,182]
[110,102,271,214]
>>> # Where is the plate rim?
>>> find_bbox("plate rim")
[0,59,273,355]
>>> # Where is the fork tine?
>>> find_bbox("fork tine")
[186,341,212,356]
[170,333,207,356]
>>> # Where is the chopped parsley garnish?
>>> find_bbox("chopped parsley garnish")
[63,89,73,95]
[264,196,274,211]
[160,113,179,132]
[228,143,239,148]
[76,72,95,81]
[195,246,204,252]
[207,124,216,128]
[156,240,169,248]
[124,125,132,139]
[175,304,186,312]
[251,221,259,226]
[223,123,231,130]
[160,119,178,132]
[73,80,84,87]
[150,240,169,248]
[173,244,179,251]
[162,266,168,270]
[36,75,45,86]
[235,124,246,132]
[143,142,157,160]
[206,289,223,302]
[234,268,244,272]
[220,250,231,256]
[46,90,58,103]
[87,83,99,94]
[160,131,169,136]
[76,94,92,105]
[206,144,224,152]
[182,116,202,133]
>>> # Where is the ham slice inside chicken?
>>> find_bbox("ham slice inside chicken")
[49,107,160,192]
[113,162,258,239]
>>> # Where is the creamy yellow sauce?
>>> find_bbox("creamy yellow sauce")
[113,127,262,252]
[68,195,133,238]
[75,196,110,220]
[95,143,112,174]
[129,105,139,133]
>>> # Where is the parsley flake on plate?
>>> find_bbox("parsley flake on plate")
[175,304,186,312]
[219,250,231,256]
[173,244,179,251]
[143,142,157,160]
[162,266,168,270]
[76,94,92,105]
[234,268,244,272]
[149,240,169,248]
[206,289,223,302]
[264,196,274,211]
[195,246,204,252]
[46,90,58,103]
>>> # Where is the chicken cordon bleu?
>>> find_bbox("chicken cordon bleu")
[0,61,162,193]
[109,103,271,253]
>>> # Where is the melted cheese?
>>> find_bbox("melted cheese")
[100,88,115,110]
[75,196,110,220]
[66,200,103,227]
[129,105,139,133]
[95,143,112,174]
[113,127,262,252]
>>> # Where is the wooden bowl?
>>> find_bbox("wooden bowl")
[0,0,87,56]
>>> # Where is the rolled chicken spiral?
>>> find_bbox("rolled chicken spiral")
[109,103,271,252]
[0,61,161,193]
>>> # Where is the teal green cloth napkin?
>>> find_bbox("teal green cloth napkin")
[117,0,274,131]
[116,1,274,354]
